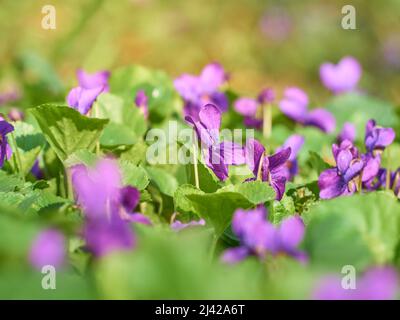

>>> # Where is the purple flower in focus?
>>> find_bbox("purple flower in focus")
[76,69,110,91]
[320,56,362,94]
[318,140,364,199]
[233,88,275,129]
[171,218,206,231]
[186,104,246,181]
[245,139,291,200]
[365,119,395,155]
[313,266,398,300]
[277,134,305,181]
[279,87,336,133]
[174,63,229,119]
[71,159,150,257]
[134,90,149,119]
[337,122,356,144]
[29,229,65,270]
[0,120,14,168]
[222,207,306,263]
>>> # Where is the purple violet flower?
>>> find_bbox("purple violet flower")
[279,87,336,133]
[174,63,229,119]
[337,122,356,144]
[245,138,291,200]
[276,134,305,181]
[67,86,104,115]
[134,90,149,119]
[186,104,246,181]
[233,88,275,129]
[365,119,395,155]
[222,207,306,263]
[0,120,14,168]
[318,140,364,199]
[319,56,362,94]
[313,266,398,300]
[31,159,45,180]
[67,69,110,115]
[76,69,110,91]
[29,229,65,270]
[8,108,24,122]
[71,159,150,257]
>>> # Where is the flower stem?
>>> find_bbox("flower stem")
[386,149,391,190]
[192,134,200,189]
[263,103,272,139]
[92,102,101,155]
[7,124,24,181]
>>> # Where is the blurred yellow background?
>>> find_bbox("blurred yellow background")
[1,0,400,103]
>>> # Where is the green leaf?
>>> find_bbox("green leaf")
[174,181,275,237]
[326,93,399,137]
[96,93,147,138]
[303,192,400,270]
[145,166,179,197]
[0,171,24,192]
[109,65,180,123]
[307,151,331,175]
[64,149,98,168]
[29,104,109,162]
[120,161,149,190]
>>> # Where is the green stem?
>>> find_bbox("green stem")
[263,103,272,139]
[192,134,200,189]
[92,102,101,155]
[209,235,218,262]
[386,149,391,190]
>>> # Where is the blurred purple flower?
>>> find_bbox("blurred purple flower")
[29,229,65,270]
[77,69,110,91]
[71,159,150,257]
[320,56,362,94]
[0,120,14,168]
[337,122,356,144]
[186,104,245,181]
[233,88,275,129]
[0,88,21,106]
[174,63,229,119]
[171,218,206,231]
[222,207,306,263]
[313,266,398,300]
[259,8,292,42]
[279,87,335,133]
[381,35,400,69]
[134,90,149,119]
[318,140,364,199]
[277,134,305,181]
[67,69,110,115]
[245,139,291,200]
[31,159,45,180]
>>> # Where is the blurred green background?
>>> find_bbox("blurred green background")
[1,0,400,107]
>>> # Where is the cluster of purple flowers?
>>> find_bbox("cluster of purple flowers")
[186,104,304,200]
[71,159,150,257]
[222,206,306,264]
[319,119,396,199]
[174,63,229,121]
